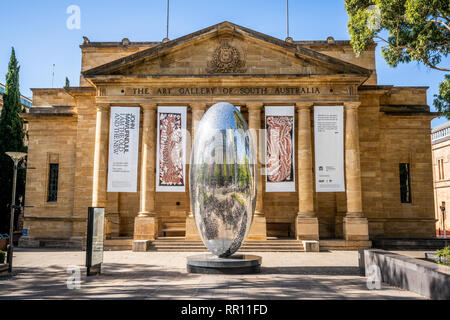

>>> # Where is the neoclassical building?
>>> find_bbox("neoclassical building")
[20,22,437,250]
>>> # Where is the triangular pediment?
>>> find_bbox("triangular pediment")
[83,21,371,80]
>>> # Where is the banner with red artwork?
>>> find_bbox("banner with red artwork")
[156,106,187,192]
[265,106,296,192]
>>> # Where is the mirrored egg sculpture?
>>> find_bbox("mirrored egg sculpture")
[190,102,257,257]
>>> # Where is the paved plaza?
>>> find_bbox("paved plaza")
[0,249,427,299]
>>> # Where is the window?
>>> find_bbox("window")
[47,163,59,202]
[399,163,411,203]
[438,159,445,181]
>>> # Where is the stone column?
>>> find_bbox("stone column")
[295,103,319,242]
[247,103,267,240]
[334,192,347,238]
[133,104,158,251]
[185,103,206,240]
[343,102,369,241]
[92,104,110,208]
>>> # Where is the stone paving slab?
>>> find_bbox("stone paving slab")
[0,249,425,300]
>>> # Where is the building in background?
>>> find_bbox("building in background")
[432,122,450,237]
[0,83,33,112]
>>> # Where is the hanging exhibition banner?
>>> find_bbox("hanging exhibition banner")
[107,107,140,193]
[265,106,296,192]
[314,106,345,192]
[156,106,187,192]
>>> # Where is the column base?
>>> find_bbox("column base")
[105,212,120,239]
[335,215,344,238]
[247,215,267,240]
[185,215,201,240]
[302,240,320,252]
[343,216,369,241]
[133,215,158,241]
[132,240,151,252]
[295,215,319,240]
[18,236,40,248]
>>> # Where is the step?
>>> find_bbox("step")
[103,238,304,252]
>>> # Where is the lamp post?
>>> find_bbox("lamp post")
[5,151,27,273]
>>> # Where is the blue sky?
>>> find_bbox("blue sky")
[0,0,447,127]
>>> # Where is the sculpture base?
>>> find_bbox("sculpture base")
[187,254,262,274]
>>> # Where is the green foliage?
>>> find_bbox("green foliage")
[436,245,450,258]
[345,0,449,69]
[65,77,70,88]
[434,74,450,117]
[232,192,246,208]
[0,250,5,264]
[237,157,250,188]
[0,48,27,233]
[345,0,449,116]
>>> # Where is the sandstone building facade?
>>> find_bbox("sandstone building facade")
[432,122,450,236]
[20,22,437,250]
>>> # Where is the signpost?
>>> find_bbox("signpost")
[86,207,105,276]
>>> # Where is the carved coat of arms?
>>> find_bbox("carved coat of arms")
[206,42,246,74]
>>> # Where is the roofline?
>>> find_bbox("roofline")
[80,41,160,48]
[82,21,372,79]
[79,40,373,48]
[390,86,429,90]
[432,121,450,133]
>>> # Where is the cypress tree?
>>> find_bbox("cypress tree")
[65,77,70,88]
[0,47,27,233]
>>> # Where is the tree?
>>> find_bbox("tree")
[345,0,449,113]
[0,48,27,233]
[434,75,450,117]
[65,77,70,88]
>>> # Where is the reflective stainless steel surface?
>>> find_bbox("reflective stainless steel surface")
[190,102,256,257]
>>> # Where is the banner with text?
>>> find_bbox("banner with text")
[265,106,296,192]
[314,106,345,192]
[156,106,187,192]
[107,107,140,193]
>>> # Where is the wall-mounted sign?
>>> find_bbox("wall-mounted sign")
[127,86,323,96]
[156,106,187,192]
[265,106,296,192]
[107,107,140,193]
[314,106,345,192]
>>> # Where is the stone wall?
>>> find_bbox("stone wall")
[80,45,155,86]
[31,89,75,107]
[23,115,77,238]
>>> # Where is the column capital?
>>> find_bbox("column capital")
[246,103,264,111]
[295,102,314,111]
[344,101,361,110]
[190,103,207,111]
[141,103,157,112]
[96,104,110,112]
